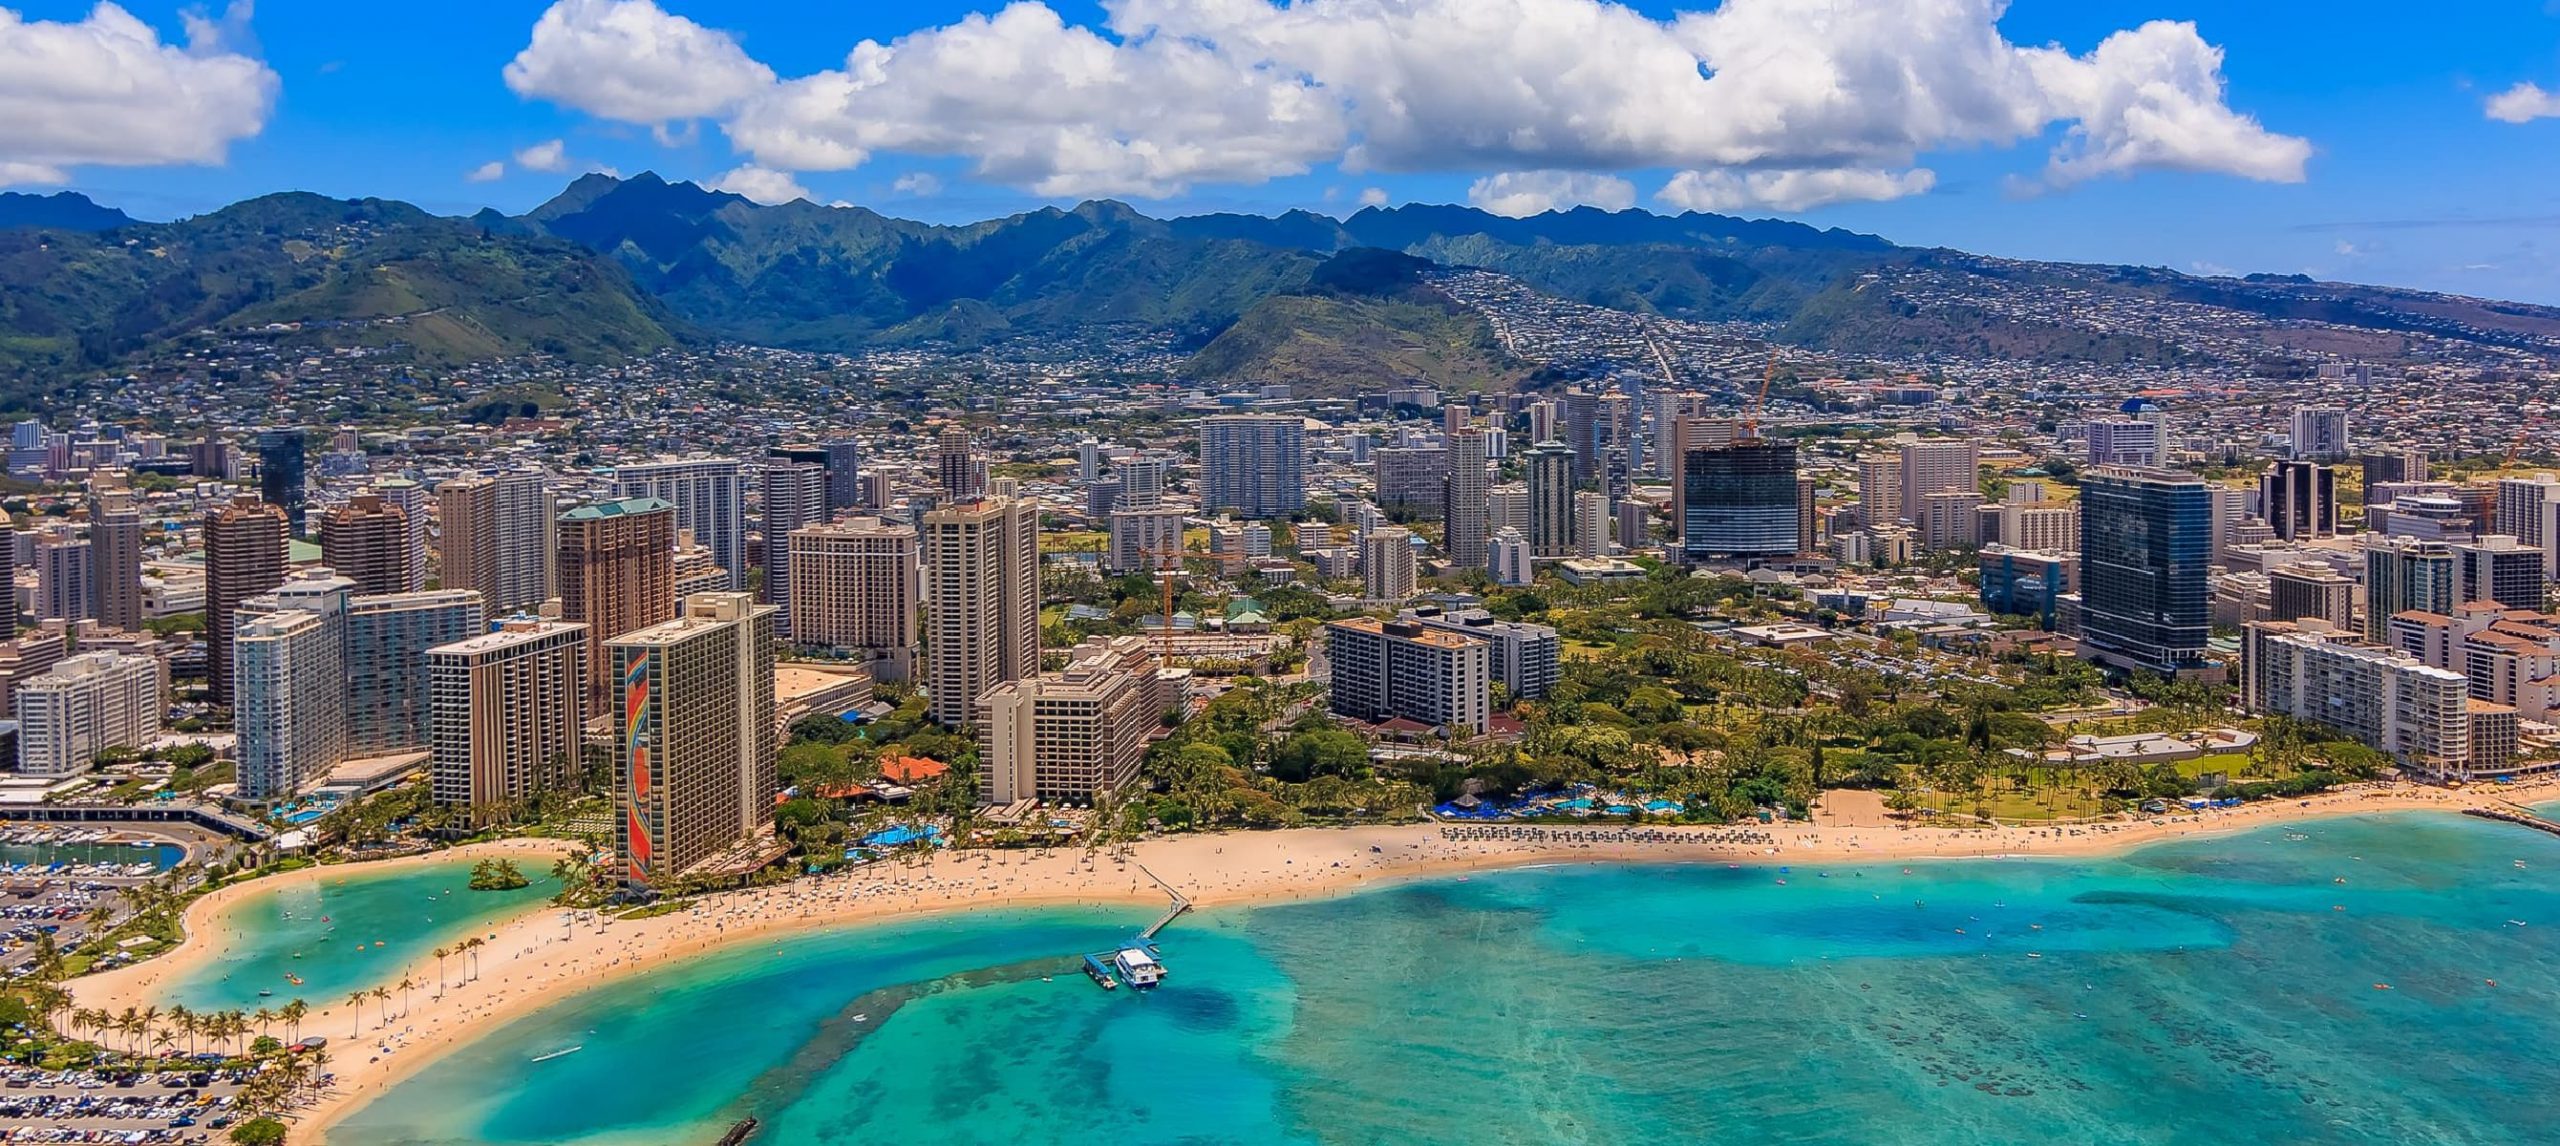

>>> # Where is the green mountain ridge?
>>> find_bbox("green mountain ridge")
[6,173,2560,412]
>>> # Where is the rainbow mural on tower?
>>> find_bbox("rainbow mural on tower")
[623,653,654,883]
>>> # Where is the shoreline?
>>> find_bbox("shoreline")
[71,838,581,1018]
[65,778,2560,1143]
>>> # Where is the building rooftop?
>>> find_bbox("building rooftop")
[560,496,675,521]
[425,619,584,656]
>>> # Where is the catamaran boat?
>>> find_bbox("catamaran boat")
[1111,946,1164,990]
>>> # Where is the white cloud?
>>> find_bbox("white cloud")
[504,0,773,123]
[514,139,571,172]
[2023,20,2309,187]
[1358,186,1390,207]
[465,160,506,183]
[0,2,278,182]
[2487,81,2560,124]
[1657,167,1936,212]
[706,163,810,205]
[891,171,941,196]
[512,0,2308,203]
[1467,170,1634,217]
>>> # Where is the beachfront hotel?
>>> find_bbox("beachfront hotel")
[427,618,588,814]
[978,636,1167,805]
[1324,616,1491,737]
[611,592,779,885]
[2240,619,2474,777]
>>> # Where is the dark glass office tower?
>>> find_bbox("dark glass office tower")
[1679,441,1800,560]
[2079,466,2211,673]
[254,427,308,537]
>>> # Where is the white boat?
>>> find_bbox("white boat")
[1111,946,1164,990]
[530,1046,583,1063]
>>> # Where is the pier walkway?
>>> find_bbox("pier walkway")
[2465,804,2560,839]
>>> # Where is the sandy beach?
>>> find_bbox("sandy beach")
[63,778,2560,1143]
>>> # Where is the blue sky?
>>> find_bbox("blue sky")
[11,0,2560,303]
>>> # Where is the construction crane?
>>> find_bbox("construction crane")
[1739,351,1777,441]
[1136,542,1203,660]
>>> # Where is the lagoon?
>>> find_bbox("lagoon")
[162,859,557,1013]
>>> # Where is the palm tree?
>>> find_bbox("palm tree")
[371,986,393,1028]
[280,999,308,1044]
[166,1006,194,1056]
[346,991,368,1037]
[432,945,450,994]
[252,1006,275,1044]
[396,976,418,1018]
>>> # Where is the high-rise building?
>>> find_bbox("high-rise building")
[2079,467,2212,674]
[558,498,678,711]
[205,499,290,706]
[343,590,485,756]
[2495,475,2560,577]
[2456,535,2547,612]
[1917,490,1984,551]
[1679,442,1800,561]
[2364,536,2458,643]
[233,574,353,800]
[2258,461,2338,541]
[1402,606,1560,700]
[1363,525,1418,602]
[1117,456,1168,509]
[0,519,17,634]
[787,517,919,681]
[1487,483,1529,538]
[2268,565,2355,629]
[2290,407,2352,460]
[1441,429,1489,568]
[87,493,142,632]
[1198,415,1305,518]
[922,498,1040,728]
[979,636,1166,804]
[2241,620,2469,777]
[254,428,308,537]
[372,479,430,592]
[428,618,588,813]
[1574,490,1612,557]
[1898,440,1980,519]
[1855,454,1902,524]
[610,592,777,885]
[1562,389,1602,482]
[2085,420,2161,467]
[1524,439,1577,557]
[32,531,90,622]
[2360,449,2429,503]
[317,495,418,598]
[1323,617,1490,737]
[1488,527,1534,587]
[823,440,865,518]
[12,652,160,777]
[437,473,555,615]
[935,427,986,500]
[760,461,831,637]
[613,458,746,592]
[1105,507,1186,575]
[1372,446,1447,511]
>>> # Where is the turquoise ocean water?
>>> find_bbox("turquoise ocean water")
[163,859,557,1012]
[340,813,2560,1145]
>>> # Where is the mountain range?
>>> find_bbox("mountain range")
[2,173,2557,408]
